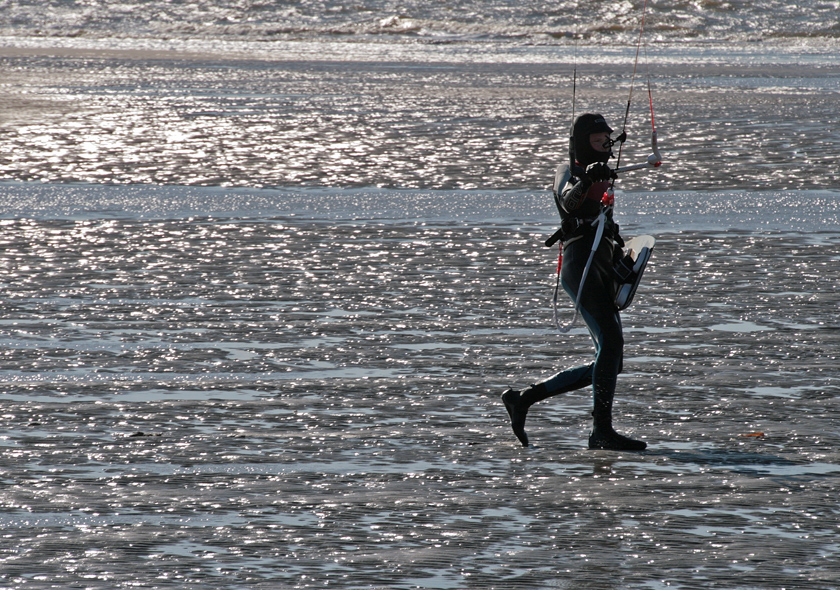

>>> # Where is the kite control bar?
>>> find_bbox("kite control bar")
[602,130,661,202]
[614,130,662,174]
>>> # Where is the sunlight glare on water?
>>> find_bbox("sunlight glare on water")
[1,195,839,587]
[2,43,839,192]
[1,4,840,586]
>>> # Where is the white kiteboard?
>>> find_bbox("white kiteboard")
[614,234,655,311]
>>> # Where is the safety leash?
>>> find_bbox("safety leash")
[553,208,607,333]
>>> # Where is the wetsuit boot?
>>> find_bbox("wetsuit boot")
[501,383,547,447]
[501,366,593,447]
[589,398,647,451]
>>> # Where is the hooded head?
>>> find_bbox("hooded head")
[571,113,614,167]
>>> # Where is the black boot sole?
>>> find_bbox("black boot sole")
[588,429,647,451]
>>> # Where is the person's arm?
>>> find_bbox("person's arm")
[560,163,615,214]
[560,175,593,214]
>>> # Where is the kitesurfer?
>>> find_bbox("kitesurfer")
[502,113,647,451]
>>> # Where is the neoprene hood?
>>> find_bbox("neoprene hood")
[572,113,614,167]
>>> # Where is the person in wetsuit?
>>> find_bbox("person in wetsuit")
[501,113,646,451]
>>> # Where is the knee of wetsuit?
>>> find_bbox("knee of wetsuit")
[596,329,624,362]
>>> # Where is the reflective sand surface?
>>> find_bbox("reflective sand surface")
[1,194,838,588]
[1,33,839,590]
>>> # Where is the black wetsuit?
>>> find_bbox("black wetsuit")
[502,112,645,451]
[544,171,623,426]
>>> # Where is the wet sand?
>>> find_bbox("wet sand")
[2,43,839,192]
[1,38,839,589]
[1,206,839,589]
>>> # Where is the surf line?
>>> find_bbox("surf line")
[549,0,663,334]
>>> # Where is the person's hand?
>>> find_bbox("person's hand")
[585,162,616,182]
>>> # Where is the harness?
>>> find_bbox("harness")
[545,214,596,248]
[549,193,617,334]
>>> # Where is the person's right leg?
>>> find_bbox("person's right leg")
[501,362,594,447]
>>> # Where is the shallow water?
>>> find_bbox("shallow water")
[2,0,840,43]
[2,41,839,193]
[1,11,840,588]
[1,189,839,588]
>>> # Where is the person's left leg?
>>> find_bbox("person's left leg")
[559,236,645,451]
[577,287,645,451]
